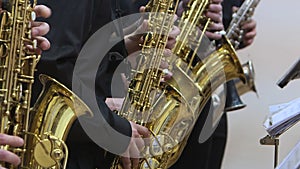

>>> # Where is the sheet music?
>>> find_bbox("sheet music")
[276,141,300,169]
[263,97,300,136]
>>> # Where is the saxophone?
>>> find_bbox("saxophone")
[110,0,180,168]
[226,0,261,49]
[0,0,38,167]
[163,0,247,163]
[0,0,92,168]
[224,0,260,111]
[228,0,260,97]
[152,0,250,166]
[111,0,245,168]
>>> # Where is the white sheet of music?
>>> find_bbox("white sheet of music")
[263,97,300,136]
[276,141,300,169]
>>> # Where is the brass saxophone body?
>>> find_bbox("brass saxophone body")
[234,60,257,96]
[24,74,92,169]
[224,0,260,111]
[112,0,245,168]
[164,36,246,168]
[171,0,210,63]
[228,0,260,96]
[108,0,247,168]
[111,0,180,168]
[0,1,92,168]
[0,0,39,167]
[160,0,247,166]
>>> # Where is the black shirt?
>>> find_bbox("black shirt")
[34,0,132,168]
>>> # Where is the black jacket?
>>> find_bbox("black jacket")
[34,0,131,168]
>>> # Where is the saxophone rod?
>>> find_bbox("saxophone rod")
[185,18,211,73]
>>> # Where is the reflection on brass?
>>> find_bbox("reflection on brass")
[110,0,181,168]
[24,74,93,168]
[0,0,40,168]
[234,60,258,96]
[0,0,93,168]
[110,0,245,167]
[165,36,246,167]
[224,0,260,112]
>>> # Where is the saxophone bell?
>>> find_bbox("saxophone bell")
[24,74,93,169]
[224,60,258,112]
[235,60,258,96]
[164,35,246,167]
[224,80,246,112]
[0,0,92,167]
[224,0,260,112]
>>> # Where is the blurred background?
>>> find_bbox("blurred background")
[222,0,300,169]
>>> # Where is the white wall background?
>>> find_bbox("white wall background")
[222,0,300,169]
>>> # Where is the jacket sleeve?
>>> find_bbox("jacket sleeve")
[35,0,132,154]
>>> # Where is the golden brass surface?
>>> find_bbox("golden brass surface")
[234,60,257,96]
[171,0,210,63]
[0,1,93,168]
[162,0,246,165]
[110,0,180,168]
[24,74,93,168]
[0,0,40,168]
[111,0,245,168]
[224,0,260,111]
[165,36,246,167]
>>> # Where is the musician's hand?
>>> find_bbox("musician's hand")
[105,98,125,111]
[177,0,224,40]
[176,0,186,17]
[124,18,147,55]
[232,6,257,49]
[125,7,180,54]
[166,23,180,49]
[205,0,224,40]
[121,122,150,169]
[124,6,148,55]
[0,134,24,166]
[239,18,256,49]
[30,5,51,54]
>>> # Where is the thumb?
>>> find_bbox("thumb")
[135,19,148,35]
[131,122,150,137]
[139,6,146,13]
[232,6,239,13]
[177,1,185,17]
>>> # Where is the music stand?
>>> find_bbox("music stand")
[275,140,300,169]
[260,58,300,168]
[260,135,280,168]
[277,58,300,88]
